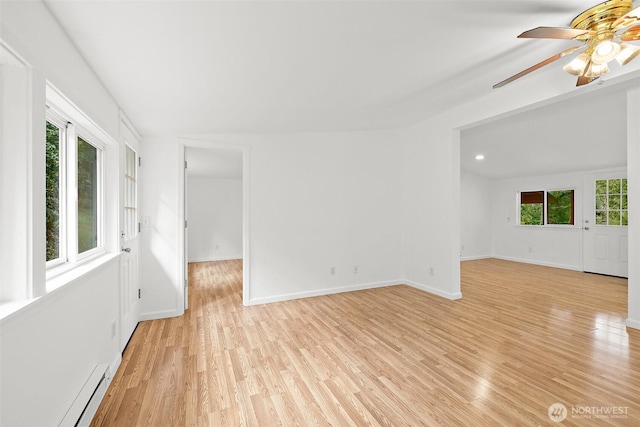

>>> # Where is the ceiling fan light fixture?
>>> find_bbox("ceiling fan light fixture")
[584,61,609,77]
[591,40,621,64]
[563,52,591,75]
[616,42,640,65]
[494,0,637,88]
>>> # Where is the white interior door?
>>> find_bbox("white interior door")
[583,171,628,278]
[120,122,140,351]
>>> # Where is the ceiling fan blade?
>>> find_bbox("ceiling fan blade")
[613,4,640,29]
[576,75,598,86]
[518,26,592,39]
[620,24,640,41]
[493,46,582,89]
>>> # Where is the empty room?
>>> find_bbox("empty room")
[1,1,640,426]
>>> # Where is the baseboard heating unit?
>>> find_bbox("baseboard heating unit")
[59,363,109,427]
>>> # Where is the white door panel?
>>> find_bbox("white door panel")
[120,121,140,351]
[583,171,628,278]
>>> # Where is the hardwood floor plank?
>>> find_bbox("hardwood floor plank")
[91,258,640,426]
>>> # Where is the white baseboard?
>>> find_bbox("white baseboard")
[248,280,400,305]
[107,352,122,381]
[403,280,462,300]
[627,318,640,330]
[140,308,182,321]
[460,254,491,262]
[491,255,582,272]
[188,255,243,263]
[248,278,464,306]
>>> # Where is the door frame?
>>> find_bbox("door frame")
[178,139,251,308]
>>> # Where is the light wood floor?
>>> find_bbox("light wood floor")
[91,258,640,426]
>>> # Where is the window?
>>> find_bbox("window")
[519,189,574,226]
[547,189,574,225]
[596,178,628,226]
[520,191,544,225]
[77,136,99,253]
[46,109,104,269]
[46,121,63,262]
[123,145,137,239]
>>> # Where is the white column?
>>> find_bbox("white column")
[0,47,46,301]
[627,86,640,330]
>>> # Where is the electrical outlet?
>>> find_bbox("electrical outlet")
[353,266,358,274]
[528,246,533,253]
[330,267,336,276]
[429,267,434,276]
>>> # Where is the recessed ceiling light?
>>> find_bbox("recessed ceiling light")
[475,154,485,160]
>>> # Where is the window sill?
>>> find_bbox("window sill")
[513,225,581,230]
[46,252,119,292]
[0,252,120,325]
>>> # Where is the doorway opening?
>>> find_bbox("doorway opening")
[183,144,248,309]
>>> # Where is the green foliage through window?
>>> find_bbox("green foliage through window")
[547,190,574,225]
[521,203,543,225]
[595,179,628,226]
[520,189,574,226]
[46,121,60,261]
[77,137,98,253]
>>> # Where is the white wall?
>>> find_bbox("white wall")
[188,177,243,262]
[627,87,640,329]
[245,131,403,303]
[490,171,586,270]
[400,63,640,314]
[140,129,404,310]
[460,171,492,260]
[1,1,126,424]
[139,137,184,319]
[0,259,120,426]
[401,120,462,299]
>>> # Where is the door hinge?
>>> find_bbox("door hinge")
[184,160,188,169]
[138,156,141,167]
[185,220,188,228]
[138,222,141,233]
[138,289,141,299]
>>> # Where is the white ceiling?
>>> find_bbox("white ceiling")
[461,85,630,180]
[42,0,639,178]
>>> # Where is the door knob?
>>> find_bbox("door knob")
[122,247,131,253]
[584,227,590,231]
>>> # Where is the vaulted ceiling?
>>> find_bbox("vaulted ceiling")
[42,0,639,177]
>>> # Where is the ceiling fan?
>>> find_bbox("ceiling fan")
[494,0,640,88]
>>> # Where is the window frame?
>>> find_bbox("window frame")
[517,188,576,227]
[45,104,106,276]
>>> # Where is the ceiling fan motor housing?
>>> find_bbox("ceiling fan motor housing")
[570,0,633,35]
